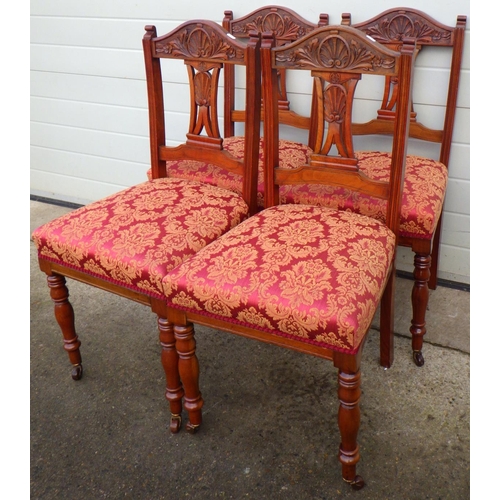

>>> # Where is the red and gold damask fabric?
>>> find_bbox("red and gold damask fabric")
[146,136,311,207]
[163,204,396,353]
[280,151,448,240]
[32,178,249,300]
[149,139,446,240]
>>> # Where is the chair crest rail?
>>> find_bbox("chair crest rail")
[272,26,400,75]
[145,22,246,62]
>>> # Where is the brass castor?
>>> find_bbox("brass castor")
[186,422,200,434]
[345,475,365,490]
[413,350,425,367]
[169,414,182,434]
[71,364,83,381]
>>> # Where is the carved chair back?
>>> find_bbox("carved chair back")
[262,25,416,237]
[143,20,262,215]
[222,6,328,139]
[341,8,466,165]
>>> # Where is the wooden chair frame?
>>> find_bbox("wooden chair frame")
[341,8,467,366]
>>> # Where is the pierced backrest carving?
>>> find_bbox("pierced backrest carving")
[143,21,262,214]
[262,26,416,234]
[342,8,466,166]
[222,6,328,136]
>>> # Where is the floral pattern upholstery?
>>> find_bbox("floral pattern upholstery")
[163,204,396,354]
[281,151,447,240]
[146,136,311,208]
[149,140,446,240]
[32,178,250,300]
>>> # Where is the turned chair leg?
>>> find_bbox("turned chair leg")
[46,274,83,381]
[428,216,443,291]
[174,323,203,433]
[410,252,431,367]
[337,368,365,490]
[157,317,185,434]
[379,268,396,368]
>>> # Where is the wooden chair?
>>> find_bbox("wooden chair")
[163,26,416,488]
[336,9,467,366]
[31,20,262,434]
[151,7,329,209]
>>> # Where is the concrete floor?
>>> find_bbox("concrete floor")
[30,200,470,499]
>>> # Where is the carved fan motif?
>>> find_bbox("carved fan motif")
[194,71,211,107]
[363,13,452,44]
[232,12,311,43]
[255,14,302,42]
[324,84,347,124]
[277,34,395,72]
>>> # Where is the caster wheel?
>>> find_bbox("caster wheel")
[186,422,200,434]
[169,414,182,434]
[344,474,365,490]
[350,475,365,490]
[71,364,83,381]
[413,350,425,367]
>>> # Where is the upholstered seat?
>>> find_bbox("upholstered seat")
[33,178,250,300]
[281,151,447,240]
[149,143,446,239]
[163,204,396,354]
[147,137,312,208]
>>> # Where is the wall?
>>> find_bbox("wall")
[30,0,470,284]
